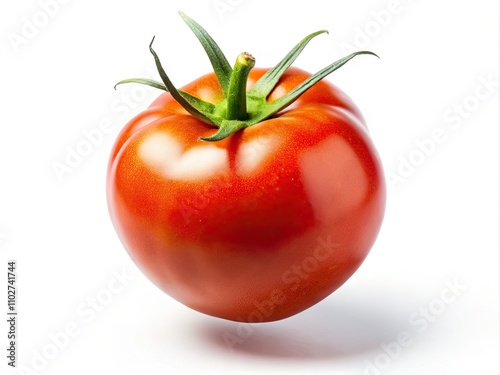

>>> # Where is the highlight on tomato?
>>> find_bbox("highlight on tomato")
[107,12,385,322]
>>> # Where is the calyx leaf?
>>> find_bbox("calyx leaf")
[114,13,378,142]
[179,11,233,97]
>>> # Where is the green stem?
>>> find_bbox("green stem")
[115,13,377,142]
[226,52,255,121]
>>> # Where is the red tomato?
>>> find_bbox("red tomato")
[107,67,385,322]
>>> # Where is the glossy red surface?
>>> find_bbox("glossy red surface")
[107,67,385,322]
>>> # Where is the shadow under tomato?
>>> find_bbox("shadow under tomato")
[196,288,413,360]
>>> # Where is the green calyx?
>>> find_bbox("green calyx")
[115,11,378,142]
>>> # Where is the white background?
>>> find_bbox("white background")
[0,0,498,374]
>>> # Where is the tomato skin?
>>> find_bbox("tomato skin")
[107,67,385,322]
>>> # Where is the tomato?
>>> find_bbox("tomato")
[107,13,385,322]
